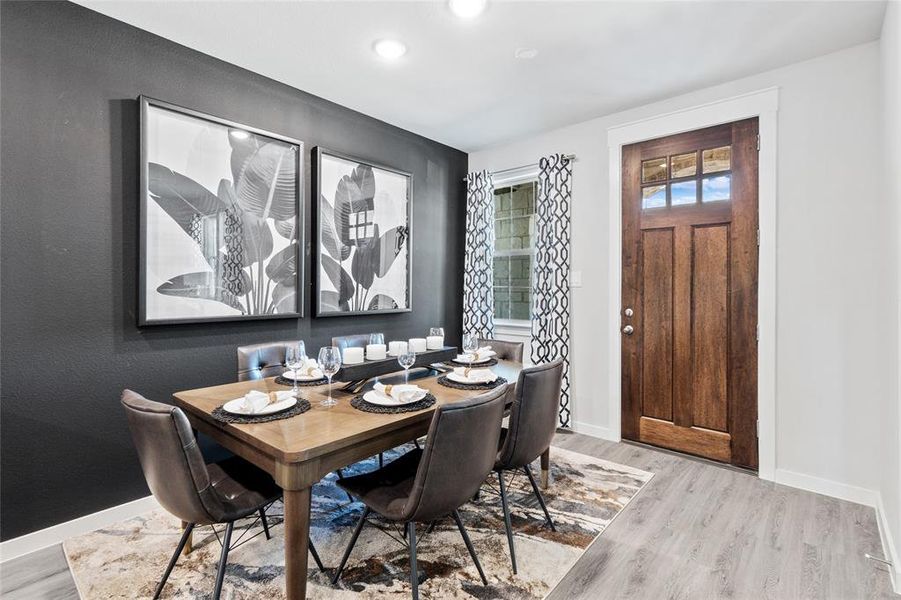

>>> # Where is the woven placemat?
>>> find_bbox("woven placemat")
[436,375,507,390]
[448,357,499,367]
[274,375,327,387]
[211,399,311,424]
[350,393,436,414]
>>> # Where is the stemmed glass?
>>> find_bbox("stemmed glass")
[285,346,303,398]
[296,340,307,363]
[462,333,478,370]
[318,346,341,407]
[370,332,385,346]
[398,349,416,384]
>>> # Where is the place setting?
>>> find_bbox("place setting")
[274,342,329,388]
[211,389,311,424]
[350,382,436,414]
[448,333,499,367]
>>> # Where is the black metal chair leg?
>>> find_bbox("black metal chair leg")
[336,469,353,502]
[379,453,384,468]
[451,510,488,585]
[259,508,271,539]
[524,464,556,531]
[212,521,234,600]
[407,522,420,600]
[309,539,326,573]
[153,522,194,599]
[497,470,518,574]
[332,507,371,584]
[425,520,438,535]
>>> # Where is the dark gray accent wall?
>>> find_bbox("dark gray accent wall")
[0,1,467,540]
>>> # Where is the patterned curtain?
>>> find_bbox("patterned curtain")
[531,154,573,427]
[462,171,496,338]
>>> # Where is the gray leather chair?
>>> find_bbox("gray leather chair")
[237,340,301,381]
[121,390,324,599]
[478,338,524,362]
[331,385,509,599]
[492,359,564,573]
[331,334,372,353]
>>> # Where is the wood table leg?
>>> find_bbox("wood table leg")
[283,487,312,600]
[181,521,193,555]
[540,448,550,489]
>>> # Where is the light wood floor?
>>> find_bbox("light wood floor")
[1,433,895,599]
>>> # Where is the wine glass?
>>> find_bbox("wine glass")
[429,327,444,337]
[318,346,341,407]
[285,346,303,398]
[296,340,307,362]
[369,332,385,346]
[398,349,416,383]
[462,333,478,369]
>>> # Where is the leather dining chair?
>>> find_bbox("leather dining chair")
[477,338,524,363]
[492,359,564,574]
[236,340,301,381]
[331,384,508,599]
[331,334,372,353]
[121,390,325,599]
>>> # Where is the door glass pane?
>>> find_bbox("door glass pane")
[670,152,697,178]
[671,180,697,205]
[702,174,731,202]
[642,185,666,209]
[641,158,667,183]
[702,146,731,173]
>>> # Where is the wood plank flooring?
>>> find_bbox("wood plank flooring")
[1,432,894,599]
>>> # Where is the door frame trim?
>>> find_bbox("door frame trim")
[607,87,778,481]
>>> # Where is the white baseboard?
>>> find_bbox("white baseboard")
[0,495,159,563]
[572,420,619,442]
[875,493,901,594]
[773,468,880,507]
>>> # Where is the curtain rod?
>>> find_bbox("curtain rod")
[464,154,577,182]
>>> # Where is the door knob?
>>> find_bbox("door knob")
[622,325,634,335]
[624,308,634,317]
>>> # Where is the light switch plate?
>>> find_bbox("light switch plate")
[571,270,582,288]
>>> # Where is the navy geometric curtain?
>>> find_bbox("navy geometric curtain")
[462,170,496,338]
[531,154,573,427]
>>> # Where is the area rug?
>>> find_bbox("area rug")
[64,446,652,599]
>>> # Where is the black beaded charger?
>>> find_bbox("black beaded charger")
[448,357,498,367]
[274,375,327,387]
[437,375,507,390]
[211,399,311,424]
[350,393,436,414]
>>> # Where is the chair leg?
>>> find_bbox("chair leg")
[309,538,326,573]
[335,469,353,502]
[331,507,371,584]
[153,522,194,599]
[259,508,271,540]
[524,464,556,531]
[451,510,488,585]
[407,522,420,600]
[379,453,384,468]
[497,470,517,574]
[213,521,234,600]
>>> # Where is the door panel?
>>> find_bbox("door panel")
[621,119,759,469]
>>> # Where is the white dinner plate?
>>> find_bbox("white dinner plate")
[282,370,323,381]
[222,396,297,416]
[447,371,497,384]
[363,391,424,406]
[454,355,493,364]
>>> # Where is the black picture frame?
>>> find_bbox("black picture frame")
[313,147,413,317]
[138,96,304,325]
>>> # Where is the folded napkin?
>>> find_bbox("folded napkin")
[284,358,323,379]
[373,383,428,404]
[456,346,496,362]
[240,390,294,414]
[452,367,498,383]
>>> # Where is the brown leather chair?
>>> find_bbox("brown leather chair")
[331,385,509,599]
[492,359,564,573]
[236,340,301,381]
[121,390,324,599]
[331,334,372,353]
[478,338,524,362]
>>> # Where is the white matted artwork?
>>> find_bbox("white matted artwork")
[139,97,303,325]
[313,147,412,316]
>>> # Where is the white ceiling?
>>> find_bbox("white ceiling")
[75,0,887,151]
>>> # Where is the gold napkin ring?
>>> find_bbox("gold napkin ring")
[384,385,394,397]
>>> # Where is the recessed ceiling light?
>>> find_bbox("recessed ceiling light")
[229,129,250,140]
[373,39,407,60]
[449,0,487,19]
[514,47,539,60]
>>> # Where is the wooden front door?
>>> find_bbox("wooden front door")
[621,119,759,470]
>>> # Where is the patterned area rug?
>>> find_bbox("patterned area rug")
[64,446,652,599]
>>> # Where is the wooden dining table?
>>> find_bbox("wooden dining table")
[172,359,549,600]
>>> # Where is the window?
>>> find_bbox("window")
[493,181,535,322]
[640,144,732,208]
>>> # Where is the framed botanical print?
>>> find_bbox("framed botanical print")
[139,96,303,325]
[313,147,412,317]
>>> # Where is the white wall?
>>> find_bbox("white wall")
[879,0,901,583]
[471,42,893,498]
